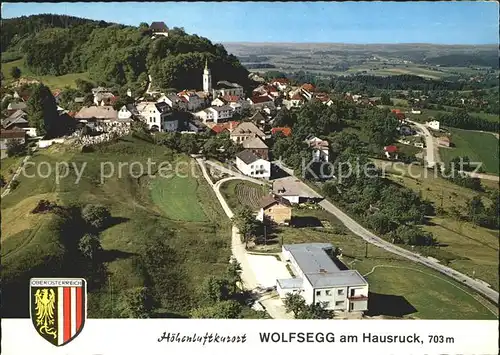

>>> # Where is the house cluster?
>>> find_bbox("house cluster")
[1,96,36,149]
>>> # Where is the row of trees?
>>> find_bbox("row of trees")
[435,109,498,133]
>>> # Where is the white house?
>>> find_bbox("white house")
[195,105,233,123]
[411,109,422,114]
[207,105,233,123]
[426,120,440,131]
[235,149,271,179]
[137,102,177,132]
[277,243,369,315]
[305,136,329,162]
[211,97,227,107]
[118,104,141,121]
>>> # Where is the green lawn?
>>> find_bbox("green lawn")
[1,137,232,318]
[150,166,208,222]
[1,58,90,90]
[254,208,496,319]
[440,128,499,175]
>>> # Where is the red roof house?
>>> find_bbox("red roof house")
[301,83,316,92]
[271,127,292,137]
[384,145,398,153]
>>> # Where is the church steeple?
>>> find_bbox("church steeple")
[203,59,212,93]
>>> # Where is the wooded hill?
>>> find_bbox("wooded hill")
[1,14,250,94]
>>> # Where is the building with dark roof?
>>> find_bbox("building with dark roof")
[235,149,271,178]
[150,21,169,35]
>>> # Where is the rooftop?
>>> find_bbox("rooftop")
[231,121,265,137]
[150,21,169,32]
[0,129,26,139]
[259,195,292,209]
[236,149,262,165]
[272,176,319,198]
[242,136,268,149]
[75,106,118,120]
[282,243,368,288]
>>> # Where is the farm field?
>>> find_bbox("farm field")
[440,128,499,175]
[1,137,232,318]
[1,58,90,90]
[372,160,499,290]
[219,179,268,212]
[255,208,496,319]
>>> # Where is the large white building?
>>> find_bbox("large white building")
[277,243,369,315]
[235,149,271,179]
[137,102,178,132]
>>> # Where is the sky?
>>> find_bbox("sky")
[2,2,498,44]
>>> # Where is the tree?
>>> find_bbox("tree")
[225,258,243,295]
[78,233,103,260]
[6,139,26,157]
[10,66,21,79]
[190,300,242,319]
[296,302,332,319]
[26,83,59,137]
[81,204,111,230]
[380,92,392,105]
[283,293,306,317]
[117,287,154,318]
[200,276,231,304]
[75,79,94,93]
[231,206,260,247]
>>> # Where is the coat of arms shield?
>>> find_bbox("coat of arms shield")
[30,278,87,346]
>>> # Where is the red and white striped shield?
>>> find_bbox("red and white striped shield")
[30,278,87,347]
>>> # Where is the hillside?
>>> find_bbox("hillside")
[1,137,233,318]
[1,14,250,94]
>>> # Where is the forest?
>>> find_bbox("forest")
[1,14,250,95]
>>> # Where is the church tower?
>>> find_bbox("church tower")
[203,59,212,93]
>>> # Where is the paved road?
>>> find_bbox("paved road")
[462,171,499,182]
[198,157,499,305]
[407,119,439,168]
[195,158,290,318]
[271,160,500,305]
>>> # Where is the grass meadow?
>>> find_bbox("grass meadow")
[439,128,499,175]
[2,58,90,90]
[1,137,232,318]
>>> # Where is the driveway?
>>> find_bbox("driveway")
[407,119,440,168]
[246,253,292,289]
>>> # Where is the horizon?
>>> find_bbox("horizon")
[2,2,498,45]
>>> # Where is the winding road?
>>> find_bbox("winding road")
[195,157,291,319]
[196,156,498,307]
